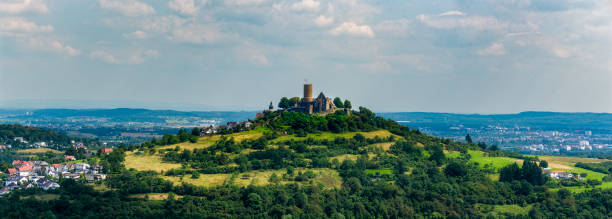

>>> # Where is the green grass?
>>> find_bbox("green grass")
[162,168,342,189]
[476,204,533,216]
[20,194,60,201]
[365,169,393,175]
[159,128,270,151]
[446,150,520,171]
[124,151,182,172]
[16,148,63,154]
[128,193,183,200]
[550,181,612,193]
[271,130,396,142]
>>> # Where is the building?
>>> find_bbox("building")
[290,84,336,114]
[101,148,113,154]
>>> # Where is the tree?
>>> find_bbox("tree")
[477,142,487,151]
[343,100,352,109]
[289,97,301,107]
[333,97,344,108]
[500,163,521,182]
[429,145,446,166]
[522,159,545,185]
[539,160,548,168]
[465,134,473,144]
[191,172,200,179]
[191,127,200,136]
[444,161,467,177]
[278,97,290,109]
[247,193,263,210]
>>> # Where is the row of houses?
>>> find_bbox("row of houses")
[198,121,253,136]
[542,169,584,180]
[2,160,107,195]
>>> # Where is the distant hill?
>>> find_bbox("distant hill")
[16,108,257,123]
[0,124,96,147]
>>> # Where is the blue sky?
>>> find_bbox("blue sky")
[0,0,610,113]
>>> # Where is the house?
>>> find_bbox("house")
[62,172,81,179]
[101,148,113,154]
[7,168,17,176]
[40,180,60,190]
[64,155,76,160]
[543,170,574,180]
[6,182,19,190]
[0,187,9,195]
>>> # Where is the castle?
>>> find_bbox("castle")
[291,84,336,114]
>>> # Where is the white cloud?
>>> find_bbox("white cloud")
[123,30,147,39]
[417,14,508,32]
[90,49,159,64]
[314,15,333,27]
[224,0,267,6]
[438,11,465,16]
[249,53,268,65]
[478,42,506,56]
[170,24,225,44]
[90,50,119,64]
[330,22,374,38]
[552,46,570,58]
[168,0,202,16]
[0,17,52,33]
[140,15,187,33]
[374,19,412,37]
[0,0,48,14]
[98,0,155,17]
[23,37,80,56]
[363,60,391,73]
[291,0,319,12]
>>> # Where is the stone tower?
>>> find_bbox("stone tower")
[303,84,314,102]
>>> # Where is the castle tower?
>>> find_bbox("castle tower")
[303,84,314,102]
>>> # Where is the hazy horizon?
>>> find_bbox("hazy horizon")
[2,99,612,115]
[1,0,611,113]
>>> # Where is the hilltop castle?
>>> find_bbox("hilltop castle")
[291,84,336,114]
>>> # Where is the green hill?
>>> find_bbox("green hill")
[2,108,611,218]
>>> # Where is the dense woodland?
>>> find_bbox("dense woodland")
[0,124,98,148]
[0,108,611,218]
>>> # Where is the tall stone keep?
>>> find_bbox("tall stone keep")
[303,84,314,102]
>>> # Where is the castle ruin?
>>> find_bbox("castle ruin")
[291,84,336,114]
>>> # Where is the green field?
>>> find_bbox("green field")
[16,148,63,154]
[124,151,182,172]
[159,128,270,151]
[446,150,520,170]
[162,168,342,189]
[365,169,393,176]
[272,130,396,142]
[477,204,533,216]
[551,181,612,193]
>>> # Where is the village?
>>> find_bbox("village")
[0,150,113,196]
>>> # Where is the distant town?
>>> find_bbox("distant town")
[380,112,612,156]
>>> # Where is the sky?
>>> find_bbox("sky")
[0,0,611,113]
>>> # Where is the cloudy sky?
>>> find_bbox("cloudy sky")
[0,0,611,113]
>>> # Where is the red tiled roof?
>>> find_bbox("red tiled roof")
[18,165,32,172]
[8,168,17,175]
[101,148,113,154]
